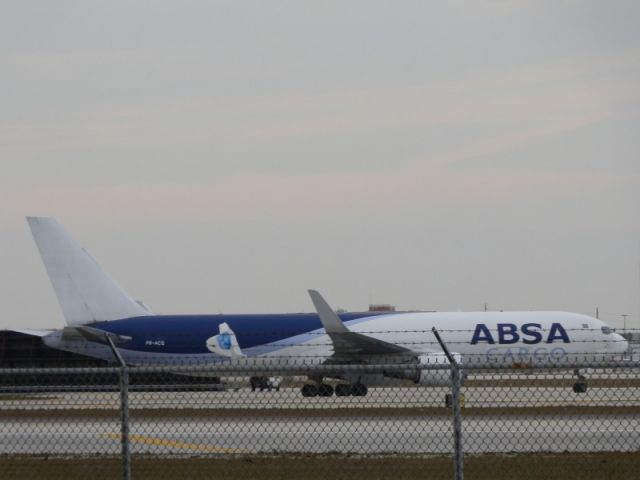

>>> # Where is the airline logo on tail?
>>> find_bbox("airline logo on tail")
[206,323,245,358]
[217,333,233,350]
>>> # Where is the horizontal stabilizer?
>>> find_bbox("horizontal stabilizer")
[75,325,132,344]
[8,328,54,338]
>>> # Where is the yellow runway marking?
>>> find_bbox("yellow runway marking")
[103,433,247,453]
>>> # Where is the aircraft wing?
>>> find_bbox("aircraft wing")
[308,290,413,358]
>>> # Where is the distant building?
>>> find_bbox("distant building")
[369,304,396,312]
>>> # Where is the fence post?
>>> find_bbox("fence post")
[106,336,131,480]
[432,327,464,480]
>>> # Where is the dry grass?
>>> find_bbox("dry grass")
[1,452,638,480]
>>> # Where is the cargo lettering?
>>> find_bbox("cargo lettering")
[485,346,568,363]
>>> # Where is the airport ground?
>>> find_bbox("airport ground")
[1,376,637,478]
[1,382,638,451]
[0,412,636,455]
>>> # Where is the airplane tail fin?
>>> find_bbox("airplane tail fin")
[27,216,152,326]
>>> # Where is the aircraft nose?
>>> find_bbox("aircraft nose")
[612,333,628,353]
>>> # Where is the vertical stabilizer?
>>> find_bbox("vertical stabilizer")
[27,217,152,325]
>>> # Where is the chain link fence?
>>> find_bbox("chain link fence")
[0,335,638,479]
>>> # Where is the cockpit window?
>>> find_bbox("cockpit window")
[601,326,612,335]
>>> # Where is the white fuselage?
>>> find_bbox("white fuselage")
[264,311,628,368]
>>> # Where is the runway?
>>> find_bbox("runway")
[0,414,637,455]
[0,382,636,410]
[1,384,638,456]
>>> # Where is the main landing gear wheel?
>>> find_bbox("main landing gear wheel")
[301,383,334,397]
[301,382,368,397]
[318,383,334,397]
[351,383,368,397]
[301,384,318,397]
[333,383,368,396]
[335,384,352,396]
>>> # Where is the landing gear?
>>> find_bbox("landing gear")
[318,383,334,397]
[335,383,352,396]
[300,382,368,397]
[350,383,368,396]
[301,384,319,397]
[301,383,334,397]
[572,369,588,394]
[573,382,588,393]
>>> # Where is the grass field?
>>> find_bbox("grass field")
[1,452,638,479]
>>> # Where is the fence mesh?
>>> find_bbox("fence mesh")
[0,331,638,480]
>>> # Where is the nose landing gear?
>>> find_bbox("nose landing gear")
[572,369,588,393]
[573,382,588,393]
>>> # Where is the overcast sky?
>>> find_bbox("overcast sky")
[1,1,639,331]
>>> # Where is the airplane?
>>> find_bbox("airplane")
[10,217,628,397]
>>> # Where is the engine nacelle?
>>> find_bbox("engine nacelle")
[414,352,462,386]
[384,352,462,385]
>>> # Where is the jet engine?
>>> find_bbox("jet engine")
[384,352,462,386]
